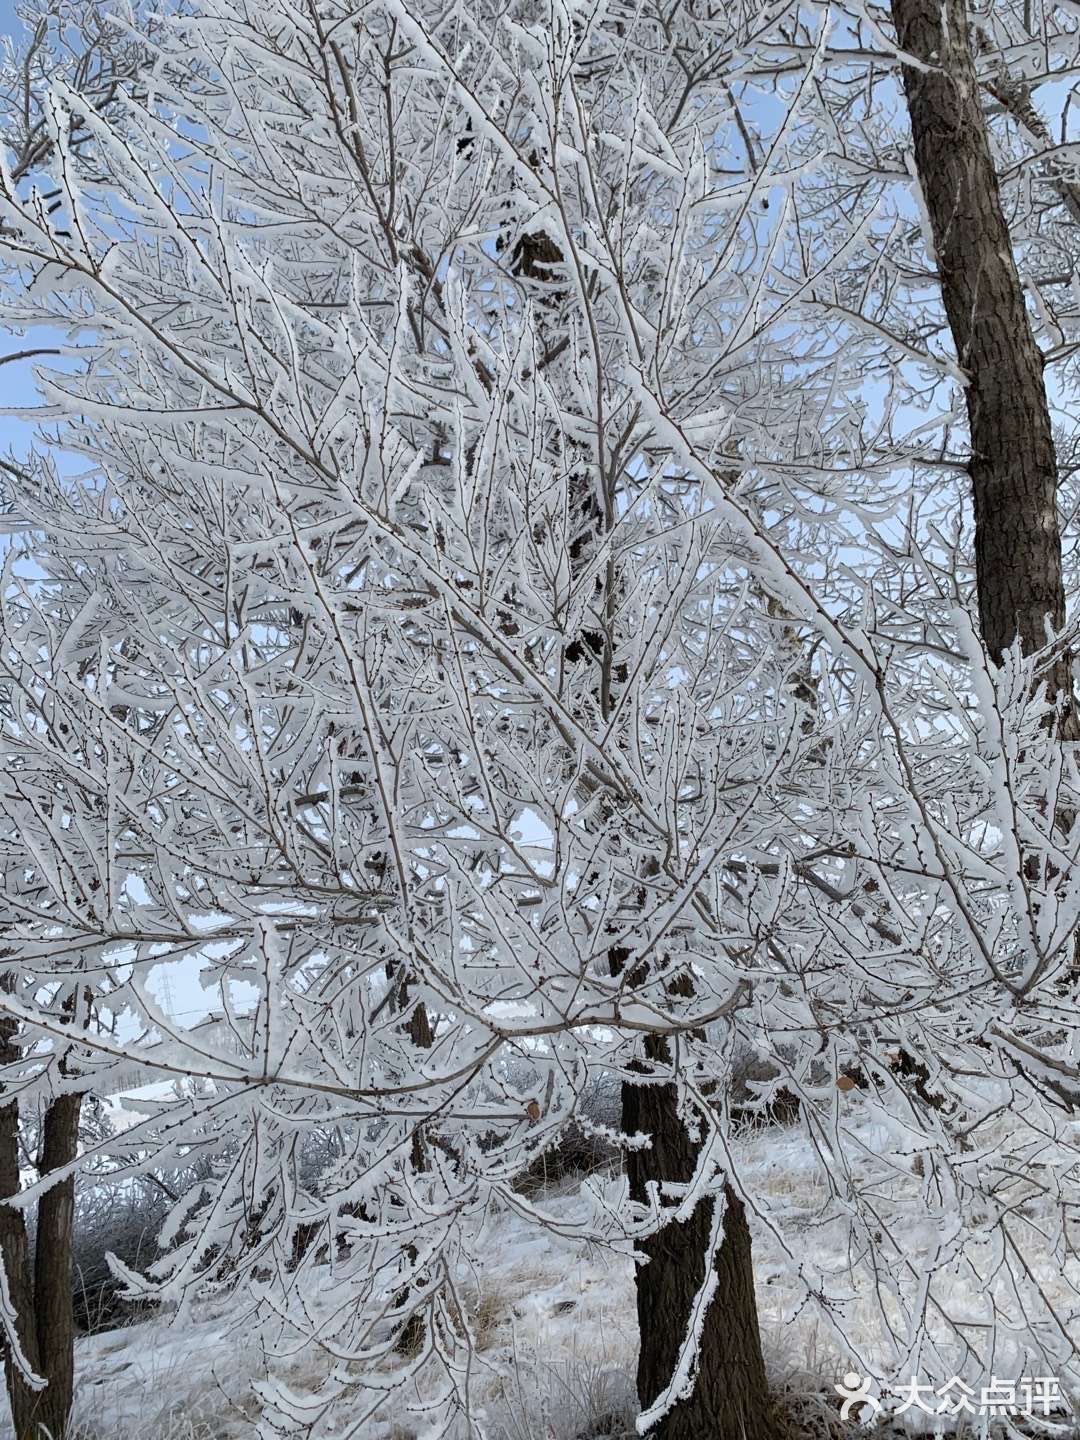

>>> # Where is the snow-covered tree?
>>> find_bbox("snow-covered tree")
[3,2,1080,1438]
[0,6,161,1433]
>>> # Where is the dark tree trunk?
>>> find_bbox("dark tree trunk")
[891,0,1076,735]
[0,1018,42,1440]
[624,1043,770,1440]
[0,1011,82,1440]
[509,217,770,1439]
[30,1093,81,1440]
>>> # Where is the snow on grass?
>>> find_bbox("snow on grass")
[3,1110,1079,1439]
[62,1297,263,1440]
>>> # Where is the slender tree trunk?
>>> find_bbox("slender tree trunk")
[506,194,771,1438]
[29,1093,81,1440]
[891,0,1076,736]
[396,996,434,1355]
[0,1008,82,1440]
[0,1019,42,1440]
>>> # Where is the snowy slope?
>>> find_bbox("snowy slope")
[6,1115,1080,1440]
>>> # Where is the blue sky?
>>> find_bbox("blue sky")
[0,0,228,1031]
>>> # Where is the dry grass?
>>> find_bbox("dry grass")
[490,1355,637,1440]
[470,1286,508,1351]
[66,1417,227,1440]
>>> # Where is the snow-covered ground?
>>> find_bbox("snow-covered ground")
[6,1118,1080,1440]
[57,1178,642,1440]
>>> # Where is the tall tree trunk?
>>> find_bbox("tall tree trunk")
[891,0,1076,736]
[507,224,771,1439]
[0,1018,42,1440]
[29,1092,81,1440]
[0,1009,82,1440]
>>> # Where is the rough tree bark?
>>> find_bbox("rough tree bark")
[0,1010,82,1440]
[623,1045,769,1440]
[891,0,1077,737]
